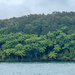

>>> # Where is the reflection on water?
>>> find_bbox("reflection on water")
[0,62,75,75]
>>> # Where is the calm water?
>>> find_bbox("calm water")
[0,62,75,75]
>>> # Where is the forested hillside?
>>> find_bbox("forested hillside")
[0,11,75,61]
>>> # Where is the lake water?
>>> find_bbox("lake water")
[0,62,75,75]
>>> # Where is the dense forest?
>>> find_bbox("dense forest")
[0,11,75,62]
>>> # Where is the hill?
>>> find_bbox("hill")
[0,11,75,61]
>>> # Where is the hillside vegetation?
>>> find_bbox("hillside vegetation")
[0,11,75,61]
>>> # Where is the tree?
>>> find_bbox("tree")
[48,51,57,60]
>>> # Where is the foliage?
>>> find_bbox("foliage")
[0,11,75,61]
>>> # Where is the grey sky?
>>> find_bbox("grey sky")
[0,0,75,19]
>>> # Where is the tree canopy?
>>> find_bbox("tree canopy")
[0,11,75,62]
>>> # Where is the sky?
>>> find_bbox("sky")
[0,0,75,19]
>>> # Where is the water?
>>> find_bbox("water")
[0,62,75,75]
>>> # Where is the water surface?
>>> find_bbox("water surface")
[0,62,75,75]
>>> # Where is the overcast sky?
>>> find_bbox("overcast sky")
[0,0,75,19]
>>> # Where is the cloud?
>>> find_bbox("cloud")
[0,0,24,5]
[0,0,75,19]
[67,0,75,6]
[0,0,31,19]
